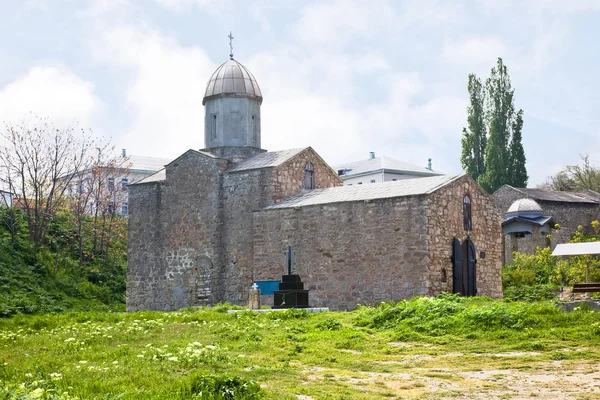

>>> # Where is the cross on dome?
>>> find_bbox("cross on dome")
[228,31,234,60]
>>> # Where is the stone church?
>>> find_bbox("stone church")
[126,55,504,311]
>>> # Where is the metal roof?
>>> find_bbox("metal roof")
[515,187,600,204]
[507,198,543,214]
[263,174,462,210]
[553,242,600,256]
[137,169,166,184]
[227,148,307,172]
[203,59,262,105]
[333,156,442,179]
[124,155,172,173]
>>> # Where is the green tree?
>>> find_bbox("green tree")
[460,74,487,181]
[508,109,528,187]
[542,154,600,192]
[461,58,528,192]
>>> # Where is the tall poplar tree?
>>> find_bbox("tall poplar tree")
[460,74,486,181]
[508,109,528,187]
[461,58,528,193]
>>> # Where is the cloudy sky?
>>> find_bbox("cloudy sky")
[1,0,599,186]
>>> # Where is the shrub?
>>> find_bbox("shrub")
[503,285,557,302]
[185,374,264,399]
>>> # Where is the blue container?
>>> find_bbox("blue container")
[254,280,280,295]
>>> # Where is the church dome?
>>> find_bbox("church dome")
[506,198,543,217]
[203,59,263,105]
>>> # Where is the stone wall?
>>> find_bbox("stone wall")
[220,148,343,304]
[252,196,431,310]
[273,148,342,202]
[492,184,600,250]
[221,168,277,304]
[504,226,549,264]
[127,150,228,311]
[427,175,503,298]
[538,202,599,243]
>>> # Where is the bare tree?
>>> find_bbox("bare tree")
[541,154,600,193]
[0,115,92,247]
[69,142,130,265]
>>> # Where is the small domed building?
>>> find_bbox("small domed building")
[126,51,504,311]
[502,198,555,264]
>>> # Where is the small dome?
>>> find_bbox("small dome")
[203,59,262,105]
[507,198,543,215]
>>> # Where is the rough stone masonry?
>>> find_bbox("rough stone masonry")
[126,55,504,311]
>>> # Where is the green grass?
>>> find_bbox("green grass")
[2,295,600,399]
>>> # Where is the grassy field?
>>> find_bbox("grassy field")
[2,294,600,399]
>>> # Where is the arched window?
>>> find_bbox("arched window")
[463,195,472,231]
[304,162,315,190]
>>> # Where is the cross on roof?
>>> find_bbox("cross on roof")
[228,31,234,60]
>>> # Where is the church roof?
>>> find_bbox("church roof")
[227,148,307,172]
[333,156,441,179]
[137,168,166,184]
[264,174,461,210]
[125,155,172,173]
[498,186,600,204]
[203,59,262,105]
[507,198,543,214]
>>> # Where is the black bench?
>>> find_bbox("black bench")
[572,283,600,294]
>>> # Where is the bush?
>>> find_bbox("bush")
[503,285,557,302]
[185,374,264,399]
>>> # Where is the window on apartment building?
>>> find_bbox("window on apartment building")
[121,178,129,191]
[463,195,472,231]
[304,162,315,190]
[108,178,115,192]
[78,182,84,194]
[212,114,218,139]
[121,202,128,216]
[107,202,115,215]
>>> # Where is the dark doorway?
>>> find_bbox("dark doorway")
[452,237,477,296]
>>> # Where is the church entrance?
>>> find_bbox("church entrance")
[452,237,477,296]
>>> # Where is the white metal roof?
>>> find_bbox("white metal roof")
[137,168,166,184]
[227,148,307,172]
[125,155,172,172]
[333,156,442,179]
[264,174,462,210]
[552,242,600,256]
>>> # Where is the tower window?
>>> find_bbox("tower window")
[463,195,472,231]
[212,114,217,139]
[252,115,257,141]
[304,162,315,190]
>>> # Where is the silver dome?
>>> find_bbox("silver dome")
[507,198,543,214]
[203,59,262,105]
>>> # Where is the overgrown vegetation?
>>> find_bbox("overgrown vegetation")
[1,296,600,398]
[0,207,126,317]
[502,221,600,300]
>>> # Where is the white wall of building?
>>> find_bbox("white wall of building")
[342,171,429,186]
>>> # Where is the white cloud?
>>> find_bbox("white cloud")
[442,37,507,69]
[91,25,216,157]
[154,0,226,13]
[0,66,102,127]
[295,0,395,49]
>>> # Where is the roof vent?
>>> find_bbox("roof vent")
[369,152,375,160]
[427,158,432,170]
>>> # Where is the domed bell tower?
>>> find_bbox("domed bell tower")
[202,33,264,162]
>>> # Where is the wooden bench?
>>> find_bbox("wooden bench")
[572,283,600,294]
